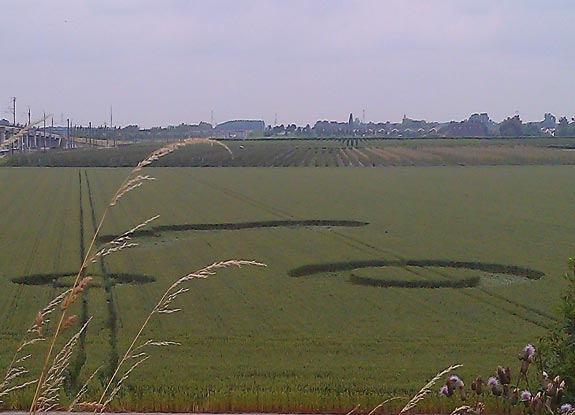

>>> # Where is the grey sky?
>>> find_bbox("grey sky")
[1,0,574,127]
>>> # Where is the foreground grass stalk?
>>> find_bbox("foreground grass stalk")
[1,290,70,404]
[30,158,135,413]
[29,138,232,414]
[0,116,49,151]
[399,364,463,415]
[96,259,265,411]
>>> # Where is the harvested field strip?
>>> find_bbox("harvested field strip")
[361,147,386,166]
[281,147,304,167]
[326,149,339,165]
[334,152,345,167]
[422,147,469,163]
[98,220,369,243]
[387,146,441,162]
[352,148,373,166]
[366,147,401,165]
[343,148,363,166]
[319,148,333,165]
[272,147,298,166]
[302,148,315,167]
[336,148,352,166]
[374,147,410,164]
[461,146,516,162]
[418,146,539,165]
[7,139,575,167]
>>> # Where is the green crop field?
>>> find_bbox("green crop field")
[1,164,574,412]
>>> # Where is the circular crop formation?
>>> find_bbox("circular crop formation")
[11,272,156,287]
[97,219,369,243]
[288,259,544,288]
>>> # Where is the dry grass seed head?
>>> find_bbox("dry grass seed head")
[399,364,463,415]
[32,289,71,333]
[36,319,91,413]
[62,315,77,330]
[367,396,403,415]
[156,260,266,313]
[2,289,72,403]
[68,367,101,412]
[92,215,160,262]
[25,139,234,414]
[0,115,49,151]
[61,277,91,311]
[34,312,44,338]
[113,138,232,207]
[96,259,265,411]
[100,355,150,411]
[346,403,361,415]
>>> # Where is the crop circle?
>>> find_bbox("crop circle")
[289,259,544,288]
[11,272,156,287]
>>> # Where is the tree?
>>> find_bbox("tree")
[556,117,571,137]
[542,113,557,129]
[499,115,523,137]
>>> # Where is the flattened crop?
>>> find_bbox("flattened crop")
[289,259,544,288]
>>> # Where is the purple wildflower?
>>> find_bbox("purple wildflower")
[449,375,461,383]
[440,385,449,397]
[487,377,498,388]
[524,344,535,358]
[561,404,573,414]
[521,390,532,402]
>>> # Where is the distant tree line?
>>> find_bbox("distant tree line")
[33,111,575,143]
[262,112,575,139]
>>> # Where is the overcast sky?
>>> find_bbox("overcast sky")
[1,0,574,127]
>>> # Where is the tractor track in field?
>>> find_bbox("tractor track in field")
[84,170,119,377]
[323,231,556,328]
[174,175,554,330]
[290,259,553,329]
[415,264,557,324]
[193,176,294,219]
[68,170,89,387]
[476,287,558,322]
